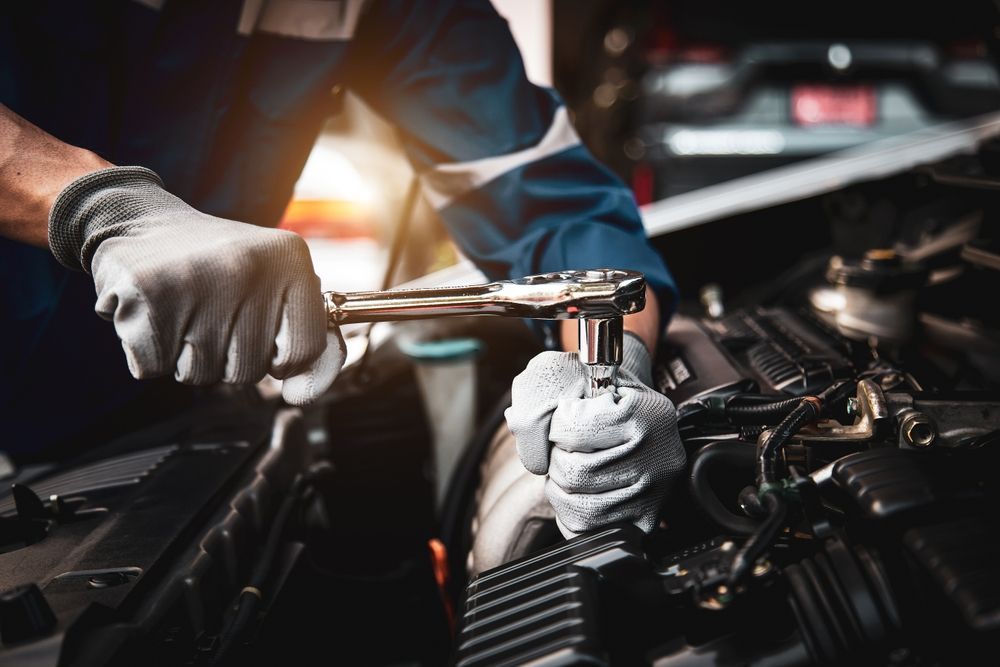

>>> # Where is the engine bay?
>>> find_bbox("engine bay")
[2,136,1000,667]
[458,304,1000,665]
[455,147,1000,665]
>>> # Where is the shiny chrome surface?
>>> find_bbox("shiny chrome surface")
[577,317,624,365]
[325,269,645,398]
[324,269,645,324]
[583,363,617,398]
[578,317,623,397]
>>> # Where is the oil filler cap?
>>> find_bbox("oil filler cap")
[0,583,56,645]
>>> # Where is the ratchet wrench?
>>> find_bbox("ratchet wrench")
[323,269,645,396]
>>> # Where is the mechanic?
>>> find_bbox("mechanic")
[0,0,684,536]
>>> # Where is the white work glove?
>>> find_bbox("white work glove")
[505,332,685,537]
[48,166,344,405]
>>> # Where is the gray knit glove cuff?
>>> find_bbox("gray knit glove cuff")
[48,166,164,273]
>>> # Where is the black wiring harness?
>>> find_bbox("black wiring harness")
[727,381,857,587]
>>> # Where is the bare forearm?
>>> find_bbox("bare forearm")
[560,286,660,356]
[0,104,111,247]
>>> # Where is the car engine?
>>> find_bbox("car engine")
[2,132,1000,667]
[454,149,1000,665]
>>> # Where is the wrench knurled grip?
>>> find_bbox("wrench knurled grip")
[323,269,646,396]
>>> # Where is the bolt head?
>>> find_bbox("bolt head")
[903,414,936,447]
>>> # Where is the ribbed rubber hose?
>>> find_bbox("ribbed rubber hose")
[725,395,802,425]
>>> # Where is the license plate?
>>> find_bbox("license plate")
[791,85,876,127]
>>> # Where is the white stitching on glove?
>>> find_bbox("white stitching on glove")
[505,332,685,537]
[48,166,344,405]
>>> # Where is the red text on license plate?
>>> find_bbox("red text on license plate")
[792,85,876,126]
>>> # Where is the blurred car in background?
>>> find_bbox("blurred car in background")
[556,0,1000,200]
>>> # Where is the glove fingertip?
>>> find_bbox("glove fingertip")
[93,288,118,322]
[504,406,553,475]
[514,446,550,476]
[121,342,146,380]
[520,457,549,476]
[633,509,660,534]
[280,330,345,405]
[271,287,329,378]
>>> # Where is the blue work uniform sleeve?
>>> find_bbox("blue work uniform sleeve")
[345,0,678,333]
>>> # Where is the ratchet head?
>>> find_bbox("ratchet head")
[500,269,646,320]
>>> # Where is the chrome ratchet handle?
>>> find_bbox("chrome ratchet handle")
[323,269,646,397]
[324,282,508,324]
[323,269,645,324]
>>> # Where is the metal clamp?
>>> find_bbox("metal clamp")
[795,379,889,442]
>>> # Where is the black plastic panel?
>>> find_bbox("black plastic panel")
[0,397,305,666]
[831,448,935,520]
[656,307,853,409]
[456,526,645,667]
[905,517,1000,632]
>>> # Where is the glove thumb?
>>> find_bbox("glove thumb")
[281,329,346,405]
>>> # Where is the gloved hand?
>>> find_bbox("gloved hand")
[48,166,344,405]
[505,332,685,537]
